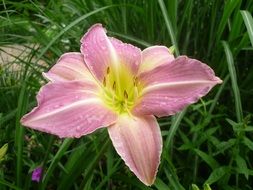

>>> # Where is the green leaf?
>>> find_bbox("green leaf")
[241,10,253,47]
[222,41,243,123]
[163,157,185,190]
[194,149,219,170]
[205,167,229,185]
[36,5,119,61]
[0,178,22,190]
[41,138,74,189]
[164,109,187,151]
[157,0,180,56]
[154,178,172,190]
[243,137,253,151]
[214,139,236,154]
[15,82,28,187]
[191,184,200,190]
[235,155,249,179]
[169,45,176,54]
[203,184,212,190]
[178,143,193,151]
[0,143,8,161]
[216,0,241,43]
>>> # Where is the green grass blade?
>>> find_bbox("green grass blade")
[222,41,243,122]
[57,142,92,190]
[209,75,229,114]
[216,0,241,43]
[154,177,172,190]
[36,5,119,62]
[109,31,152,47]
[164,157,185,190]
[164,108,187,150]
[0,179,22,190]
[194,149,219,170]
[15,82,28,187]
[38,136,55,190]
[94,159,121,190]
[205,166,230,185]
[167,0,178,31]
[240,10,253,47]
[79,139,110,189]
[41,138,74,189]
[157,0,179,56]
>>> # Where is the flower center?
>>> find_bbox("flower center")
[100,65,141,114]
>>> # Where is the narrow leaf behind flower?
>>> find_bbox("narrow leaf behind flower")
[41,138,74,188]
[241,10,253,47]
[36,5,119,62]
[222,41,243,123]
[157,0,179,56]
[15,82,28,187]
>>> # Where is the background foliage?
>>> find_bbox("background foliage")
[0,0,253,189]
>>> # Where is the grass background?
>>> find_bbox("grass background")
[0,0,253,189]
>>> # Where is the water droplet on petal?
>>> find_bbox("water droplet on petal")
[160,102,167,106]
[76,125,83,132]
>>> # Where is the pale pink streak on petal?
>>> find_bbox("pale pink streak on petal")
[80,24,141,81]
[21,81,117,138]
[134,56,222,117]
[108,115,162,186]
[80,24,117,81]
[109,37,141,75]
[43,52,94,82]
[139,46,175,73]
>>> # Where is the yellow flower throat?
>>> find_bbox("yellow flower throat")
[100,65,142,114]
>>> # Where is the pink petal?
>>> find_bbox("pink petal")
[43,52,95,82]
[109,37,141,74]
[139,46,175,73]
[134,56,222,117]
[108,115,162,186]
[21,81,117,138]
[80,24,141,81]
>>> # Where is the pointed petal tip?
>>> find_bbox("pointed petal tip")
[139,45,175,73]
[108,115,162,186]
[135,56,223,117]
[20,82,117,138]
[216,77,223,84]
[80,23,104,44]
[140,166,159,186]
[20,115,26,126]
[42,72,51,81]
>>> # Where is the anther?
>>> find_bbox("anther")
[133,77,138,86]
[106,67,110,74]
[124,90,128,99]
[103,77,106,86]
[112,81,116,91]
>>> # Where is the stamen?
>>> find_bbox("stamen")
[133,77,138,86]
[106,67,110,74]
[134,86,138,99]
[103,77,106,86]
[100,65,140,114]
[124,90,128,99]
[112,81,116,91]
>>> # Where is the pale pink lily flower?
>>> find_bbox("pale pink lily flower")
[21,24,222,186]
